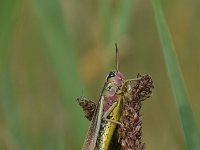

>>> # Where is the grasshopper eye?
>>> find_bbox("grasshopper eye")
[108,71,115,77]
[107,71,116,81]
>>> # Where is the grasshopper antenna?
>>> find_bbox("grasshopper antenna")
[115,43,119,71]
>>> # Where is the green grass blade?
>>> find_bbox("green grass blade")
[113,0,135,42]
[100,0,113,45]
[0,0,28,149]
[32,0,87,149]
[100,0,135,45]
[152,0,200,149]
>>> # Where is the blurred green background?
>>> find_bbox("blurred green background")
[0,0,200,149]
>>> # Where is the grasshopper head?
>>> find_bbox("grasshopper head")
[106,70,124,87]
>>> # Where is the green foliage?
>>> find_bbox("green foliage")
[0,0,28,149]
[100,0,135,45]
[32,0,87,149]
[152,0,200,149]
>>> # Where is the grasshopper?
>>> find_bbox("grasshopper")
[80,44,136,150]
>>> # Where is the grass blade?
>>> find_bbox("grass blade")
[32,0,87,149]
[100,0,135,45]
[0,0,28,149]
[100,0,113,45]
[113,0,135,42]
[152,0,200,149]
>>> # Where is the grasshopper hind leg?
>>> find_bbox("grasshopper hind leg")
[102,102,123,126]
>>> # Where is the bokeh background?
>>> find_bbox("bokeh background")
[0,0,200,149]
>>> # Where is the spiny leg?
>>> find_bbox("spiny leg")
[125,78,141,83]
[102,102,123,126]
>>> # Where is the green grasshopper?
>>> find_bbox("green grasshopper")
[79,44,136,150]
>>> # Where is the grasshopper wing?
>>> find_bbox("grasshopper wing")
[82,96,104,150]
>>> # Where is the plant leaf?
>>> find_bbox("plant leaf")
[152,0,200,149]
